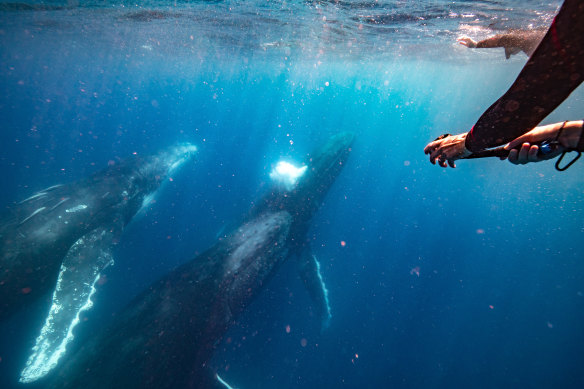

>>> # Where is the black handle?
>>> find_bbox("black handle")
[463,141,560,160]
[464,146,509,159]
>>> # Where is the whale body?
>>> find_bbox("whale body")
[0,143,197,382]
[48,132,354,388]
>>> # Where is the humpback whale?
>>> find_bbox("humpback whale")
[47,132,354,389]
[0,143,197,383]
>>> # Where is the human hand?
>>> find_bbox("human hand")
[506,142,563,165]
[424,133,472,168]
[457,37,477,48]
[503,122,583,165]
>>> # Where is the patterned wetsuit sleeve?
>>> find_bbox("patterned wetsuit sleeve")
[465,0,584,152]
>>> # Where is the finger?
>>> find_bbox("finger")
[438,154,450,168]
[527,145,540,162]
[424,141,438,154]
[429,149,439,164]
[508,149,519,164]
[430,151,438,163]
[516,143,531,164]
[424,141,436,154]
[505,136,534,150]
[448,159,456,168]
[430,148,443,162]
[504,137,525,150]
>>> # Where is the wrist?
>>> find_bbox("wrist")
[558,120,584,149]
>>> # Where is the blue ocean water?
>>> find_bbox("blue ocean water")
[1,0,583,388]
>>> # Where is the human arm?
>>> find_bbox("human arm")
[458,31,545,58]
[464,0,584,153]
[457,37,478,48]
[424,0,583,168]
[458,34,521,52]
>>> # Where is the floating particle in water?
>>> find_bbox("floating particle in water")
[340,240,346,247]
[410,266,420,277]
[285,325,291,333]
[300,338,307,347]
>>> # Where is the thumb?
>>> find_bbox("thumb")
[504,137,525,150]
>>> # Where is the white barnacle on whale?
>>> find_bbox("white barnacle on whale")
[65,204,88,213]
[269,161,307,191]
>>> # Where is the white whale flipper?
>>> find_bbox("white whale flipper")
[297,248,332,330]
[19,225,118,383]
[216,373,238,389]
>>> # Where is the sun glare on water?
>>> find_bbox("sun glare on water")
[269,161,307,190]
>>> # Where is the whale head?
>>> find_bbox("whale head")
[297,132,354,192]
[113,143,197,219]
[137,143,198,182]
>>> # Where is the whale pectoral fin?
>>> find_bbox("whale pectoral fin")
[191,370,237,389]
[297,249,332,330]
[19,226,118,383]
[216,373,239,389]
